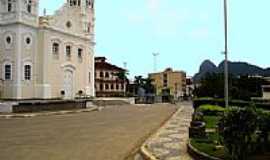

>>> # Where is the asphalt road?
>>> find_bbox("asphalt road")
[0,104,177,160]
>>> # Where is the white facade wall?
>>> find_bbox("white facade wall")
[0,0,95,99]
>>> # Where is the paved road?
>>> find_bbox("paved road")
[0,104,177,160]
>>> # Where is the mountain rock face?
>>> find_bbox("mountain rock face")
[193,60,270,82]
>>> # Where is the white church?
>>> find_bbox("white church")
[0,0,95,99]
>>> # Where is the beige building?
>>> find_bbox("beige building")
[0,0,95,99]
[149,68,186,99]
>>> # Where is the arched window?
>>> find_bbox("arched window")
[7,0,12,12]
[27,0,32,13]
[78,48,83,58]
[24,64,32,80]
[52,43,59,54]
[66,45,71,58]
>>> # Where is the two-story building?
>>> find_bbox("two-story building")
[95,57,127,97]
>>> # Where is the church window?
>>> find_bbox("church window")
[4,64,12,80]
[66,21,72,28]
[8,0,12,12]
[27,0,32,13]
[26,37,31,45]
[87,23,91,33]
[24,64,31,80]
[66,45,71,57]
[78,0,81,6]
[52,43,59,54]
[6,36,11,44]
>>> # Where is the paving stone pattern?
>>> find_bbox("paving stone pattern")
[145,104,194,160]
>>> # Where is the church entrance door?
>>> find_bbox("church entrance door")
[63,70,74,99]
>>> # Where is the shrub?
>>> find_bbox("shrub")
[197,105,225,116]
[193,98,270,111]
[218,105,258,160]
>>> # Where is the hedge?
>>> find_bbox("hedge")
[193,98,270,110]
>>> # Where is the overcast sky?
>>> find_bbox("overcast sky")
[40,0,270,77]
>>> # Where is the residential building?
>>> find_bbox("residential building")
[95,57,127,97]
[149,68,186,100]
[0,0,95,99]
[262,85,270,99]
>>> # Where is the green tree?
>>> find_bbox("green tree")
[134,76,155,94]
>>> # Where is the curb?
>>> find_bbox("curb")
[187,140,223,160]
[139,106,184,160]
[0,107,99,119]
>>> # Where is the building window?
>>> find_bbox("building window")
[26,37,31,44]
[100,72,104,78]
[105,72,109,78]
[7,0,12,12]
[66,45,71,58]
[116,84,119,90]
[87,23,91,33]
[6,36,11,44]
[27,0,32,13]
[121,84,124,90]
[111,84,114,90]
[66,21,72,28]
[105,84,109,90]
[100,84,103,91]
[4,64,12,80]
[78,48,83,58]
[24,65,31,80]
[52,43,59,54]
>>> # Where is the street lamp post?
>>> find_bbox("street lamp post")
[224,0,229,108]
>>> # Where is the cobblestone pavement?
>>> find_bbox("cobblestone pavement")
[144,102,194,160]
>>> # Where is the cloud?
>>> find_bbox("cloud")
[147,0,161,13]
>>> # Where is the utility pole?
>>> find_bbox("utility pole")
[224,0,229,108]
[152,52,159,72]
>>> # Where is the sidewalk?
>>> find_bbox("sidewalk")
[141,104,194,160]
[0,107,99,119]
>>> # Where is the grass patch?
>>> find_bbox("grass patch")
[191,132,227,159]
[203,116,221,129]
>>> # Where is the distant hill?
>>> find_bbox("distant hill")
[193,60,270,82]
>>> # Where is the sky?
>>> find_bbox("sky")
[40,0,270,78]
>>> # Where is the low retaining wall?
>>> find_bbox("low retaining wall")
[93,98,135,106]
[12,100,87,113]
[187,140,223,160]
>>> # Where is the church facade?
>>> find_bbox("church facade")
[0,0,95,99]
